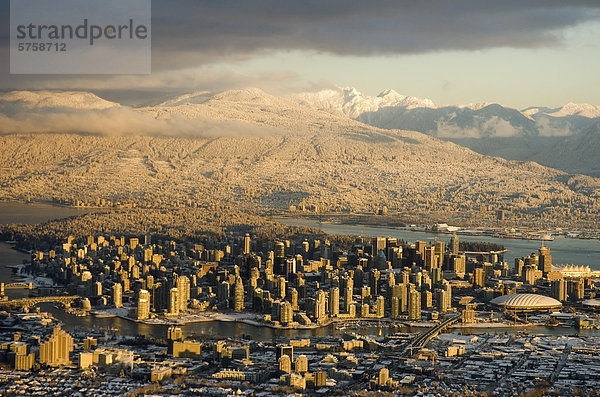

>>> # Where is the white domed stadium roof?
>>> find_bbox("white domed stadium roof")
[490,293,562,310]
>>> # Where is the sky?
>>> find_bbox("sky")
[1,0,600,109]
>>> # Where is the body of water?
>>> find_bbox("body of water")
[0,201,94,225]
[278,218,600,270]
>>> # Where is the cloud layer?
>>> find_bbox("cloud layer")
[1,1,599,99]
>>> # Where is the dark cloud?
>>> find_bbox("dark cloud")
[0,0,599,93]
[148,0,600,68]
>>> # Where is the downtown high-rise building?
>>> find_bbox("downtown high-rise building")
[112,282,122,308]
[137,289,150,320]
[408,286,421,321]
[40,326,73,367]
[450,234,459,256]
[169,287,180,315]
[234,276,245,312]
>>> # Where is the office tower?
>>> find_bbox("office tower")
[112,283,122,308]
[285,258,297,276]
[361,303,370,318]
[408,287,421,321]
[369,269,380,295]
[376,295,385,318]
[424,246,436,271]
[291,288,299,310]
[315,290,327,320]
[234,276,245,312]
[452,255,466,274]
[434,241,445,267]
[436,285,451,313]
[421,290,432,309]
[514,259,525,277]
[539,246,552,275]
[40,326,73,367]
[314,371,327,387]
[431,267,442,284]
[551,279,567,302]
[278,276,287,300]
[295,355,308,373]
[474,267,485,288]
[280,301,293,324]
[462,304,476,323]
[345,284,353,313]
[397,283,408,312]
[218,281,230,309]
[274,241,286,275]
[169,288,180,315]
[523,265,539,285]
[483,262,495,280]
[137,289,150,320]
[372,237,386,257]
[378,368,389,386]
[279,355,291,374]
[391,297,400,318]
[415,241,427,260]
[450,234,459,255]
[177,275,190,312]
[329,287,340,317]
[568,278,584,301]
[244,233,251,255]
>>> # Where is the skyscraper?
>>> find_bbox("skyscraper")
[371,237,386,257]
[539,246,552,275]
[295,355,308,373]
[244,233,251,255]
[329,287,340,317]
[169,288,180,315]
[40,326,73,367]
[408,287,421,321]
[280,301,293,324]
[112,283,122,308]
[450,234,459,256]
[137,289,150,320]
[234,276,245,312]
[177,275,190,312]
[551,279,567,302]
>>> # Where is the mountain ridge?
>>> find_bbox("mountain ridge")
[1,88,599,228]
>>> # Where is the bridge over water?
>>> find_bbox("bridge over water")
[405,313,462,356]
[0,295,79,310]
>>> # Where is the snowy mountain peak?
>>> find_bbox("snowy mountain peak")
[0,90,119,110]
[548,102,600,118]
[456,102,493,111]
[297,86,437,118]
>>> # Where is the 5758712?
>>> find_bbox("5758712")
[17,42,66,52]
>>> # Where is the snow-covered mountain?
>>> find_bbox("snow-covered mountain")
[297,87,436,118]
[526,102,600,119]
[295,87,600,139]
[3,87,600,227]
[0,90,119,110]
[294,87,600,176]
[2,87,599,176]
